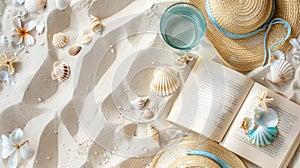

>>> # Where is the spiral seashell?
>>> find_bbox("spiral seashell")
[54,0,69,10]
[248,126,278,147]
[150,67,180,96]
[130,96,149,110]
[52,32,69,48]
[253,108,278,127]
[89,15,103,34]
[267,59,294,84]
[68,45,82,56]
[24,0,46,13]
[51,61,71,82]
[81,35,92,45]
[147,125,159,145]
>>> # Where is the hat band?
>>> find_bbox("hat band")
[186,150,231,168]
[206,0,291,66]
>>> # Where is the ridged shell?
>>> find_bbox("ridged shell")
[54,0,69,10]
[68,45,82,56]
[81,35,92,45]
[89,15,103,34]
[150,67,180,96]
[248,126,278,147]
[24,0,46,13]
[130,96,149,110]
[267,59,294,84]
[51,61,70,81]
[253,108,278,127]
[52,32,69,48]
[148,125,159,145]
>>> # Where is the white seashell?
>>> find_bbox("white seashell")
[51,61,71,81]
[253,107,278,127]
[89,15,103,34]
[0,71,15,85]
[130,96,149,110]
[147,125,159,145]
[150,67,180,96]
[36,22,45,34]
[81,35,92,45]
[24,0,46,13]
[54,0,69,10]
[143,109,154,119]
[267,59,294,84]
[12,0,24,6]
[270,50,285,63]
[248,126,278,147]
[68,45,82,56]
[290,38,300,49]
[0,36,8,47]
[52,32,69,48]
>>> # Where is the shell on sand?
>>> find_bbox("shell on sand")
[24,0,46,13]
[89,15,103,34]
[147,125,159,145]
[52,32,69,48]
[130,96,148,110]
[51,61,71,82]
[81,35,92,45]
[267,59,294,84]
[68,45,82,56]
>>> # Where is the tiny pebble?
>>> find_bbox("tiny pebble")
[262,77,265,81]
[38,98,43,102]
[46,156,51,160]
[54,131,58,134]
[35,160,38,164]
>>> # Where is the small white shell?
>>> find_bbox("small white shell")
[24,0,46,13]
[51,61,71,81]
[89,15,103,34]
[253,108,278,127]
[52,32,69,48]
[143,109,154,119]
[36,22,45,34]
[81,35,92,45]
[12,0,24,6]
[68,45,82,56]
[147,125,159,145]
[150,67,180,96]
[54,0,69,10]
[267,59,294,84]
[130,96,149,110]
[269,50,285,63]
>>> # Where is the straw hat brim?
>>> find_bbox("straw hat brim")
[149,136,246,168]
[190,0,300,71]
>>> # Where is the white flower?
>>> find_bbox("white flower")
[1,128,34,168]
[11,17,36,46]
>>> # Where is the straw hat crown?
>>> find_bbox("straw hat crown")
[210,0,273,34]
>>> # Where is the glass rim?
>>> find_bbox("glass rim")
[160,2,207,50]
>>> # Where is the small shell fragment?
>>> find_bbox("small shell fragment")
[68,45,82,56]
[147,125,159,145]
[89,15,103,34]
[81,35,92,45]
[130,96,149,110]
[143,109,154,119]
[51,61,71,82]
[52,32,69,48]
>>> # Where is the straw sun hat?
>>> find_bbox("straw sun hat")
[190,0,300,71]
[149,136,245,168]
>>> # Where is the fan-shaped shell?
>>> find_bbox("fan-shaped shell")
[24,0,46,13]
[54,0,69,10]
[51,61,70,82]
[68,45,82,56]
[130,96,149,110]
[52,32,69,48]
[150,67,180,96]
[148,125,159,145]
[253,107,278,127]
[248,126,278,147]
[267,59,294,84]
[89,15,103,34]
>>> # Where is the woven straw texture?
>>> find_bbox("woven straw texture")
[190,0,300,71]
[149,136,245,168]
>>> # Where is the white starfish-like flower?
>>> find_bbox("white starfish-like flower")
[1,128,34,168]
[11,17,36,46]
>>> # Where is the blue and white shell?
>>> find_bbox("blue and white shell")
[248,126,278,147]
[253,107,278,127]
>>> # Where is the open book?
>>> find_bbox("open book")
[167,59,300,168]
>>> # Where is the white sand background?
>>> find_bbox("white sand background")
[0,0,299,167]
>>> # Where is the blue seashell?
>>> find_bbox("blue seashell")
[248,126,278,147]
[253,107,278,127]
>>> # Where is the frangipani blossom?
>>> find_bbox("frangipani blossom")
[0,53,17,75]
[11,18,36,46]
[1,128,34,168]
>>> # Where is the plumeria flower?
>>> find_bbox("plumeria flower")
[0,53,17,75]
[11,17,36,46]
[1,128,34,168]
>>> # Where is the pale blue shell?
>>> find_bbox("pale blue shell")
[253,108,278,127]
[248,126,278,147]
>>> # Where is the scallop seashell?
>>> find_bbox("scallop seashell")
[12,0,24,6]
[130,96,149,110]
[24,0,46,13]
[52,32,69,48]
[68,45,82,56]
[81,35,92,44]
[147,125,159,145]
[150,67,180,96]
[51,61,71,81]
[54,0,69,10]
[267,59,294,84]
[248,126,278,147]
[253,107,278,127]
[89,15,103,34]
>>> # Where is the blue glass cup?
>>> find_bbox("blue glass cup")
[160,2,207,50]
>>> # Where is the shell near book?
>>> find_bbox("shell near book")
[52,32,69,48]
[248,126,278,147]
[150,67,180,96]
[51,61,71,82]
[267,59,294,84]
[89,15,103,34]
[24,0,46,13]
[253,107,278,127]
[148,125,159,145]
[130,96,149,110]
